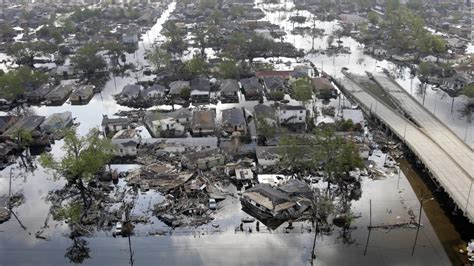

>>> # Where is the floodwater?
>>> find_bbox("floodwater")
[0,0,467,265]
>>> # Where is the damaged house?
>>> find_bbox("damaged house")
[145,108,192,138]
[69,85,95,105]
[101,115,132,136]
[191,110,216,136]
[168,81,190,99]
[240,77,263,100]
[221,108,247,135]
[40,111,73,135]
[181,148,225,170]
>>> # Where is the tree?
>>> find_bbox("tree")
[367,11,380,25]
[255,115,277,143]
[7,41,57,67]
[184,56,208,76]
[462,84,474,99]
[71,43,107,78]
[101,40,126,69]
[0,66,48,100]
[217,57,241,79]
[162,21,187,58]
[291,78,313,106]
[40,128,116,208]
[406,0,423,11]
[192,25,208,56]
[147,46,171,72]
[326,35,334,48]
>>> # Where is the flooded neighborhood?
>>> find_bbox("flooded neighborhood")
[0,0,473,265]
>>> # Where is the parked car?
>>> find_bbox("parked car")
[115,222,123,235]
[208,198,217,210]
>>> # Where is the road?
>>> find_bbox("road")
[372,75,473,177]
[340,76,474,223]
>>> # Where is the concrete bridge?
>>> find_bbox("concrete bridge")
[338,73,473,223]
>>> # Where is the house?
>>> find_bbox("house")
[3,115,45,138]
[26,84,55,103]
[145,108,192,137]
[119,84,142,99]
[221,108,247,134]
[190,78,211,103]
[168,81,190,97]
[311,77,333,91]
[254,104,277,124]
[233,168,254,181]
[256,146,281,168]
[45,84,75,105]
[263,77,288,98]
[240,183,296,220]
[240,77,263,100]
[112,139,139,157]
[279,105,307,132]
[181,148,225,170]
[0,116,18,134]
[219,79,240,103]
[191,110,216,136]
[256,70,293,79]
[70,85,95,105]
[40,111,73,134]
[101,115,131,136]
[143,84,166,99]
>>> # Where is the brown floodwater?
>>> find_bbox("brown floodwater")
[398,158,469,265]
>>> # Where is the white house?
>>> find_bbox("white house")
[112,139,139,157]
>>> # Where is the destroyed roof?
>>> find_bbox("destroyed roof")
[183,148,221,161]
[221,108,246,126]
[112,128,137,139]
[0,116,16,132]
[112,138,139,147]
[219,79,240,93]
[192,110,215,130]
[191,78,211,92]
[142,137,218,148]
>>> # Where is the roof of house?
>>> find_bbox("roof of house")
[254,104,275,117]
[3,115,45,136]
[220,79,239,94]
[46,84,75,98]
[143,84,166,95]
[244,183,292,209]
[101,115,130,127]
[311,77,333,90]
[191,78,211,92]
[256,70,292,79]
[222,108,246,126]
[71,85,95,98]
[279,179,312,199]
[240,77,263,92]
[192,110,215,130]
[169,81,190,94]
[41,111,72,127]
[263,77,286,92]
[120,84,142,97]
[0,116,16,132]
[280,105,306,111]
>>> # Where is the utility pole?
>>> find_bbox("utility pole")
[363,199,372,256]
[8,168,13,211]
[412,191,434,256]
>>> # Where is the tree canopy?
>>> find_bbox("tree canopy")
[0,66,48,100]
[7,41,57,67]
[71,43,107,77]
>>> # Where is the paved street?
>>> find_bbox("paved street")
[341,76,474,222]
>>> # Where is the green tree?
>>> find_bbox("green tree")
[184,56,208,76]
[40,128,116,208]
[291,78,313,106]
[217,57,241,79]
[367,11,380,25]
[101,40,126,69]
[7,41,57,67]
[462,84,474,99]
[192,25,208,56]
[0,66,48,100]
[162,21,187,58]
[255,114,276,142]
[71,43,106,78]
[147,46,171,72]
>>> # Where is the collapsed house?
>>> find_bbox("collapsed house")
[181,148,225,170]
[191,110,216,136]
[240,179,312,229]
[145,108,192,138]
